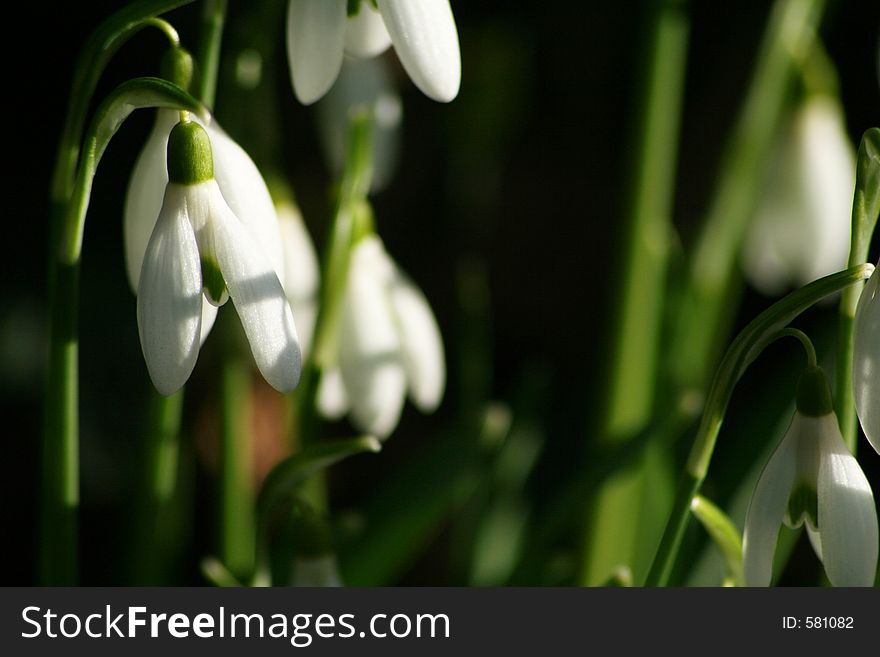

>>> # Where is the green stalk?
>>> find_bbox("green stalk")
[645,264,874,586]
[667,0,826,392]
[196,0,227,109]
[835,129,880,451]
[292,112,375,453]
[218,355,255,581]
[129,389,184,584]
[42,75,203,585]
[579,0,689,585]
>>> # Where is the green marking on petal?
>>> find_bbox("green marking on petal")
[785,482,818,531]
[201,255,228,306]
[347,0,362,17]
[796,367,833,417]
[167,121,215,185]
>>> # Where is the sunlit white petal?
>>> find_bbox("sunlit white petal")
[388,263,445,411]
[205,121,285,283]
[198,183,302,393]
[287,0,347,104]
[377,0,461,102]
[278,202,319,355]
[853,264,880,453]
[339,237,406,438]
[344,1,392,58]
[817,421,879,586]
[136,184,203,396]
[317,365,350,420]
[743,422,798,586]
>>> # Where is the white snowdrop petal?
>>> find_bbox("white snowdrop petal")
[377,0,461,102]
[199,299,219,346]
[339,237,406,438]
[317,365,350,420]
[205,121,285,284]
[794,97,854,285]
[742,96,854,293]
[817,424,879,586]
[743,422,798,586]
[853,265,880,453]
[287,0,347,104]
[137,184,203,396]
[388,264,445,411]
[344,1,392,58]
[205,185,302,393]
[278,202,320,302]
[124,110,178,291]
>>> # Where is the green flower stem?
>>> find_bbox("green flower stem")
[293,111,375,453]
[218,354,256,582]
[42,77,204,585]
[129,388,184,584]
[835,129,880,451]
[579,0,690,585]
[644,264,874,586]
[50,0,195,205]
[667,0,826,392]
[689,494,744,586]
[196,0,227,109]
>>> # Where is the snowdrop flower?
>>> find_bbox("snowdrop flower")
[316,56,402,191]
[137,120,301,395]
[318,235,444,438]
[743,366,878,586]
[742,95,855,295]
[287,0,460,104]
[125,109,285,344]
[277,200,320,357]
[853,262,879,452]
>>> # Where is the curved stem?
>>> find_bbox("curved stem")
[644,264,874,586]
[772,327,817,369]
[42,76,203,585]
[196,0,227,109]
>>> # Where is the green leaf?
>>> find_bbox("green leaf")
[690,495,744,586]
[257,436,381,533]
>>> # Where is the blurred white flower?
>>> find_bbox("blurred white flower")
[742,95,855,295]
[287,0,460,104]
[137,121,301,395]
[125,109,285,344]
[277,200,320,357]
[316,56,403,191]
[743,368,878,587]
[853,262,879,453]
[317,235,444,438]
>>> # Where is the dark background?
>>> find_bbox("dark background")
[2,0,879,585]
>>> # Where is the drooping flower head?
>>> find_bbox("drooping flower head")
[137,120,301,395]
[743,366,878,586]
[853,262,879,452]
[742,94,855,295]
[287,0,461,104]
[318,234,445,439]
